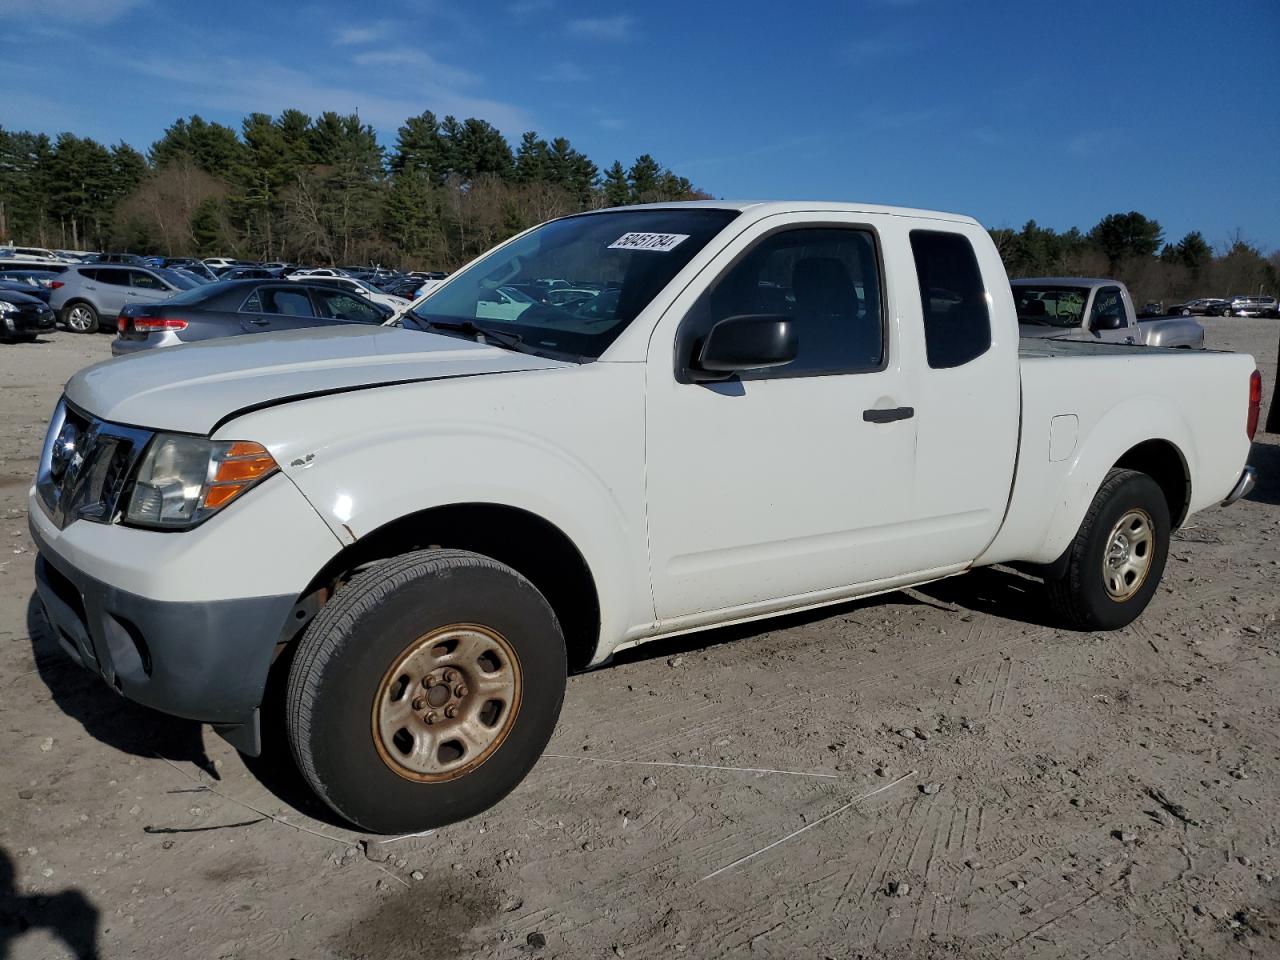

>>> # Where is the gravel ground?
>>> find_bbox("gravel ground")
[2,319,1279,959]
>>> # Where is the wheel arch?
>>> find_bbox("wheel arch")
[300,502,602,671]
[1112,438,1191,529]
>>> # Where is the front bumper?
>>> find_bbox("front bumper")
[33,544,296,732]
[1221,465,1257,506]
[4,305,56,336]
[28,464,344,753]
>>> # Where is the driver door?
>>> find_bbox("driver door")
[1088,285,1134,343]
[644,215,926,622]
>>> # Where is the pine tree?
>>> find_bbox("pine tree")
[602,161,630,207]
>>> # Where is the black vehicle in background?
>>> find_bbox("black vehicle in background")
[0,287,57,342]
[0,279,53,304]
[221,266,283,280]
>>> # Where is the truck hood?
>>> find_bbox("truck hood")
[66,325,571,434]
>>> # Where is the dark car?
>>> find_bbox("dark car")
[1168,297,1226,316]
[0,266,68,286]
[156,258,219,282]
[0,288,58,342]
[221,266,282,280]
[0,279,53,304]
[112,278,393,355]
[382,277,424,299]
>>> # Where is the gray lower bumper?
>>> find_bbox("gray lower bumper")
[1221,465,1257,506]
[33,549,296,753]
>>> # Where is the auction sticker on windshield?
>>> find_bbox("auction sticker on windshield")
[608,232,690,252]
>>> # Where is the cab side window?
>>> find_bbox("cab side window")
[1089,287,1125,329]
[910,230,991,369]
[678,227,884,380]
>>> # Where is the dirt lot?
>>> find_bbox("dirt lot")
[2,319,1279,960]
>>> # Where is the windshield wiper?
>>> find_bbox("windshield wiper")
[1018,316,1054,326]
[418,318,525,350]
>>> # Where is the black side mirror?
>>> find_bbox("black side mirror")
[691,314,797,381]
[1092,313,1124,331]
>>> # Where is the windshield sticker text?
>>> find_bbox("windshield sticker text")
[608,232,690,252]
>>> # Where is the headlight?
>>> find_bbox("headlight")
[0,301,15,316]
[125,435,278,529]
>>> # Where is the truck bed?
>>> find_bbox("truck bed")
[981,340,1257,568]
[1019,339,1185,358]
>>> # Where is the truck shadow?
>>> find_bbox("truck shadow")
[915,567,1060,628]
[608,568,1060,670]
[0,846,100,959]
[24,593,218,779]
[26,593,365,831]
[607,589,963,667]
[1245,438,1280,507]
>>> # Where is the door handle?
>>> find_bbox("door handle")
[863,406,914,424]
[247,318,269,326]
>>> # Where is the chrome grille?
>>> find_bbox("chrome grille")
[36,400,154,529]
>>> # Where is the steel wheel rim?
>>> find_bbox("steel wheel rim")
[371,623,522,782]
[1102,508,1154,602]
[67,306,93,332]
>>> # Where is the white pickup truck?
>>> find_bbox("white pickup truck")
[31,201,1260,833]
[1013,277,1205,348]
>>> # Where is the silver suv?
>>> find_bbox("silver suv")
[48,265,200,333]
[1224,295,1278,318]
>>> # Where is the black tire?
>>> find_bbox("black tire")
[286,549,567,833]
[63,301,99,334]
[1045,468,1170,631]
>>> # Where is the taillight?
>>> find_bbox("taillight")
[48,280,64,289]
[1247,369,1262,440]
[117,313,128,334]
[133,317,188,333]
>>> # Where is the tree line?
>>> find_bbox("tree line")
[1,112,1276,304]
[993,211,1277,306]
[0,110,707,270]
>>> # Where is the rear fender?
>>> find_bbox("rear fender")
[982,395,1196,566]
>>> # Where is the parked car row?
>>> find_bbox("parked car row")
[0,249,455,345]
[1168,295,1279,317]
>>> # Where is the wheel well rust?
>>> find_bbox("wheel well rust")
[1113,439,1190,528]
[302,503,601,671]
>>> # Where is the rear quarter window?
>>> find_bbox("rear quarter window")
[909,231,991,369]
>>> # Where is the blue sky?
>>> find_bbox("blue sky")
[2,0,1278,248]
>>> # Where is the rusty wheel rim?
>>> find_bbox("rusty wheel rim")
[1102,508,1154,602]
[371,624,522,782]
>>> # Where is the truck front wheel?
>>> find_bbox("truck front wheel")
[1045,468,1170,631]
[286,549,567,833]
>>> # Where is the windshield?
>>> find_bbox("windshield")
[1012,285,1089,328]
[406,208,740,360]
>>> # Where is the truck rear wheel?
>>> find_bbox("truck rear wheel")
[1045,468,1170,631]
[286,549,567,833]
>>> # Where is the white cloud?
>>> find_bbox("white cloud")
[351,48,479,87]
[566,15,633,40]
[333,22,392,45]
[128,55,534,136]
[0,0,142,23]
